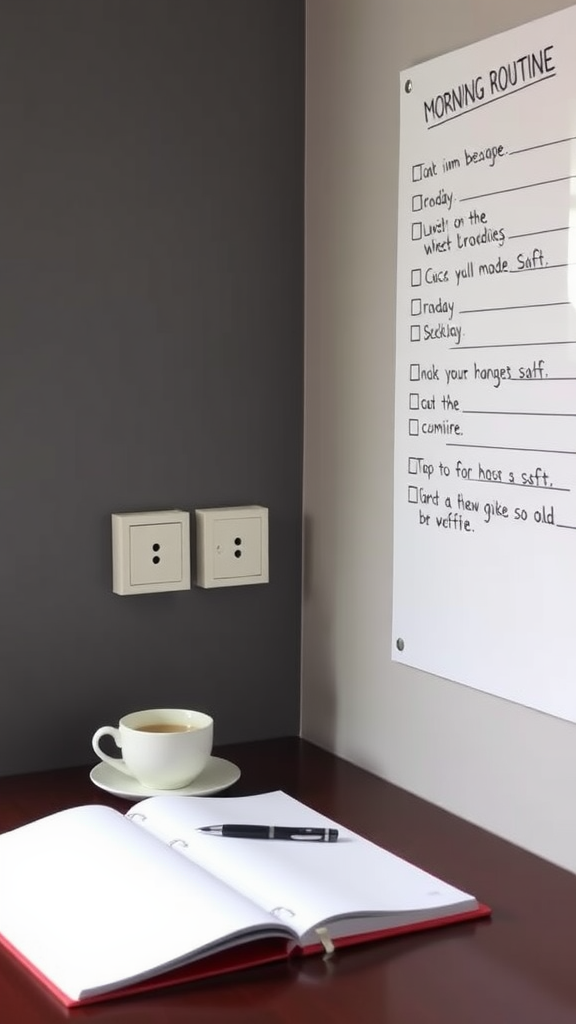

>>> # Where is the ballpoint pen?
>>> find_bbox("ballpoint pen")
[198,824,339,842]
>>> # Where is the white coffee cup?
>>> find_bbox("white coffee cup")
[92,708,213,789]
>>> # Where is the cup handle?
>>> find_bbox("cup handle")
[92,726,133,777]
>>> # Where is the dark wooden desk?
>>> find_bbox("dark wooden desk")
[1,737,575,1024]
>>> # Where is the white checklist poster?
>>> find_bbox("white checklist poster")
[392,6,576,722]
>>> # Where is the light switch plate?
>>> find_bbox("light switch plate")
[111,510,191,595]
[195,506,269,588]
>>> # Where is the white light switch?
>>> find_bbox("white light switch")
[112,510,191,595]
[195,506,269,588]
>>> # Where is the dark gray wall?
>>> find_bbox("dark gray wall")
[0,0,304,774]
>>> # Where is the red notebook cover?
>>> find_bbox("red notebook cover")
[0,902,491,1007]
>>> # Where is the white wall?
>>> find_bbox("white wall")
[303,0,576,872]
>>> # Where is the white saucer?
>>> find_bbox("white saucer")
[90,756,241,800]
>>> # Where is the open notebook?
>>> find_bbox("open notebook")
[0,790,490,1005]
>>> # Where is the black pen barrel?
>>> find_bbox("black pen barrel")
[221,825,270,839]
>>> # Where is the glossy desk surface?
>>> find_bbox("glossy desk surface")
[1,737,575,1024]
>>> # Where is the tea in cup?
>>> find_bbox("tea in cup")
[92,708,213,789]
